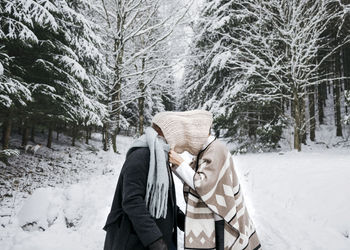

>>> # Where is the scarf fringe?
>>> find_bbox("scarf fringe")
[145,182,169,219]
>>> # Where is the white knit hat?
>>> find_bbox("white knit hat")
[152,110,213,155]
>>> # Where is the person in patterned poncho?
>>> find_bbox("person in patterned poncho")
[152,110,261,250]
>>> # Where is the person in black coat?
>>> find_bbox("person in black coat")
[103,125,185,250]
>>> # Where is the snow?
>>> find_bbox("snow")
[210,15,231,30]
[0,62,4,75]
[0,133,133,247]
[54,55,90,83]
[1,135,350,250]
[0,78,32,108]
[234,150,350,250]
[210,51,232,70]
[0,133,135,250]
[17,188,63,231]
[7,175,118,250]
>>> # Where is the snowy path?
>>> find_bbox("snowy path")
[234,150,350,250]
[1,138,350,250]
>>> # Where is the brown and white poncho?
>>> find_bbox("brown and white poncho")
[183,139,261,250]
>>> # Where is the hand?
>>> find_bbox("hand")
[148,237,168,250]
[169,149,184,167]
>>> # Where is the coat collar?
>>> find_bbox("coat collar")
[202,135,216,150]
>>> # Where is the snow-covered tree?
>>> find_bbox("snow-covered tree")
[97,0,192,152]
[183,0,350,151]
[182,0,284,151]
[0,47,32,149]
[0,0,108,148]
[345,90,350,125]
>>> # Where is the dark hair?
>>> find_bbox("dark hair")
[152,123,164,137]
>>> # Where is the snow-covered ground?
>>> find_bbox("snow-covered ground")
[234,149,350,250]
[1,135,349,250]
[0,134,134,250]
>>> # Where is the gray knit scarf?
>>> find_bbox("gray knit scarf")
[126,127,170,219]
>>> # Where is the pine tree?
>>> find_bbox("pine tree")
[0,0,107,149]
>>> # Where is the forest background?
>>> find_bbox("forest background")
[1,0,350,159]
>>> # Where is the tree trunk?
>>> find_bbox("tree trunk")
[47,125,53,148]
[85,126,89,144]
[343,46,350,115]
[111,132,118,153]
[111,36,124,153]
[109,6,127,153]
[30,124,35,142]
[138,57,146,135]
[334,52,343,137]
[293,90,302,151]
[280,96,285,114]
[308,85,316,141]
[341,46,349,114]
[21,120,30,147]
[72,125,76,146]
[293,124,301,152]
[301,96,306,145]
[56,130,59,141]
[248,110,257,139]
[18,119,22,135]
[2,117,12,149]
[317,83,325,124]
[138,96,145,135]
[102,123,108,151]
[343,46,350,95]
[317,83,326,125]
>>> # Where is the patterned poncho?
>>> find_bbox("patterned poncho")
[183,139,261,250]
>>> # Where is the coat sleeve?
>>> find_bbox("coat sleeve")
[173,161,196,189]
[121,149,162,247]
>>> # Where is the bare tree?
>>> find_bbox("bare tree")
[95,0,193,152]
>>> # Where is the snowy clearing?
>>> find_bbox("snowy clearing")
[1,136,350,250]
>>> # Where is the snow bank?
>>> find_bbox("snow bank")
[17,188,63,232]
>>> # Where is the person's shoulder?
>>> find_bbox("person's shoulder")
[205,139,229,158]
[123,147,150,174]
[211,139,228,150]
[127,147,150,161]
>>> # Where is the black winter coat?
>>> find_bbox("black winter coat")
[103,147,184,250]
